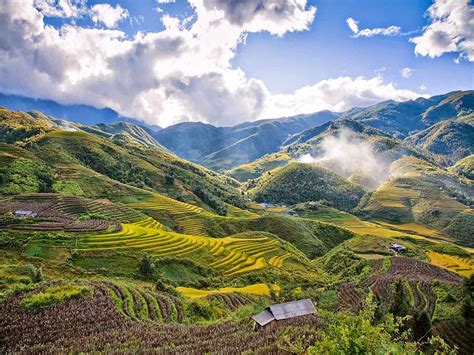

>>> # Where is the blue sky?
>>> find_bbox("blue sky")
[233,0,473,94]
[1,0,473,126]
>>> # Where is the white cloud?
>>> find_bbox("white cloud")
[0,0,423,127]
[346,17,359,33]
[401,67,413,78]
[346,17,401,38]
[410,0,474,62]
[90,3,129,28]
[419,85,427,91]
[34,0,87,18]
[156,0,175,3]
[298,128,392,188]
[261,76,423,118]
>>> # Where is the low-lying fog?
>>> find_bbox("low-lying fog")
[298,128,392,189]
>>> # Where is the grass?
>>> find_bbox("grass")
[177,283,279,299]
[226,153,291,182]
[426,251,474,277]
[19,284,92,309]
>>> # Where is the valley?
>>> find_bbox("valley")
[1,91,473,353]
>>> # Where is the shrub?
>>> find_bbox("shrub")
[78,212,110,221]
[0,158,53,195]
[19,285,92,309]
[430,243,470,257]
[24,264,43,283]
[308,294,418,353]
[139,255,155,278]
[186,300,214,321]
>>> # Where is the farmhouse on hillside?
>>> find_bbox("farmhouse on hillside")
[14,210,38,218]
[252,299,316,327]
[389,243,406,253]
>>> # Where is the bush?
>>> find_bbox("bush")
[78,212,110,221]
[0,158,53,195]
[186,300,214,321]
[24,264,43,283]
[19,285,92,309]
[139,255,155,279]
[308,294,417,353]
[430,243,470,257]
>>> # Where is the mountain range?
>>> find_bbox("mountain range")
[3,90,472,173]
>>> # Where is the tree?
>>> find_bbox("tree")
[308,293,418,354]
[139,255,155,278]
[165,173,174,185]
[413,311,431,342]
[462,274,474,319]
[389,280,416,338]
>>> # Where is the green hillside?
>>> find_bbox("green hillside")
[83,122,165,149]
[357,156,474,246]
[0,108,245,214]
[405,119,473,163]
[343,90,474,138]
[449,154,474,180]
[249,162,365,211]
[1,105,473,354]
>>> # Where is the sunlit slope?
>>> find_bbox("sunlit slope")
[249,162,365,211]
[0,107,245,212]
[78,217,307,277]
[427,250,474,278]
[357,156,473,246]
[449,154,474,180]
[226,153,291,182]
[126,193,354,259]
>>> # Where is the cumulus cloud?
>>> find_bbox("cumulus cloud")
[346,17,401,38]
[34,0,87,18]
[410,0,474,62]
[90,3,129,28]
[401,67,413,78]
[298,129,392,189]
[198,0,316,36]
[262,76,422,118]
[0,0,317,126]
[0,0,423,127]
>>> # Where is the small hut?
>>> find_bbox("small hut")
[389,243,406,253]
[15,210,37,218]
[252,299,316,328]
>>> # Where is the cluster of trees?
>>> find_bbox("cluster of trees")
[0,158,53,195]
[307,293,452,354]
[193,186,227,216]
[253,163,365,212]
[75,147,154,189]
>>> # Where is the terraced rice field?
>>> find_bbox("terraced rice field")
[105,281,183,323]
[78,217,293,276]
[360,256,462,316]
[427,251,474,277]
[176,283,279,299]
[433,320,474,355]
[127,194,209,235]
[205,293,253,311]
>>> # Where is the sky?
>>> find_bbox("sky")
[0,0,473,127]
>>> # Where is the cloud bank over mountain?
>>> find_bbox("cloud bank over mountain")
[0,0,423,126]
[410,0,474,62]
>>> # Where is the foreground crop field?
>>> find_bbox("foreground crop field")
[0,280,321,353]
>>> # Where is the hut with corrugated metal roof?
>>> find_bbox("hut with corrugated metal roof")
[252,299,316,327]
